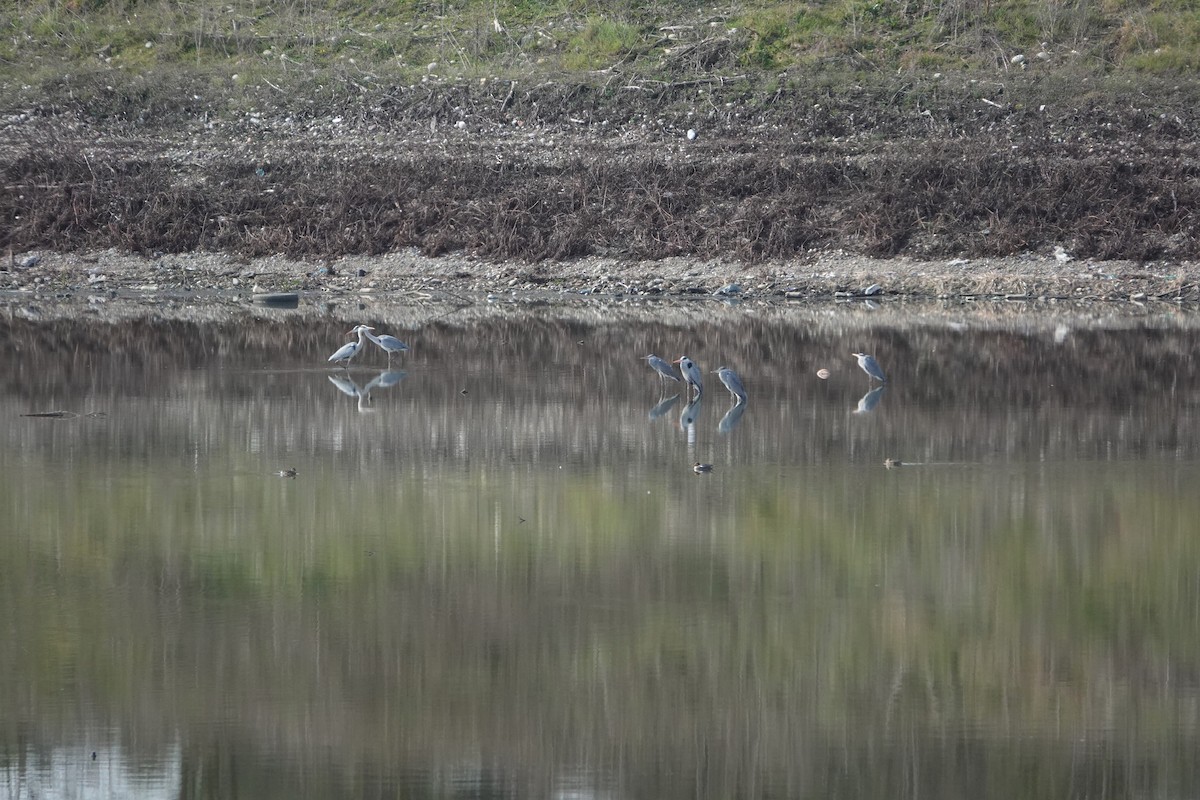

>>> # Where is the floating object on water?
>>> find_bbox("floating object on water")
[693,462,714,474]
[816,368,831,380]
[884,458,903,469]
[252,292,299,308]
[276,467,297,478]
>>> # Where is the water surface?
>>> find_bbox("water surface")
[3,302,1200,798]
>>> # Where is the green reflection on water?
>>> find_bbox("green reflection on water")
[2,311,1200,798]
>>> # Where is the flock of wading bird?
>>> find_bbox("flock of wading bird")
[320,325,888,476]
[639,351,887,473]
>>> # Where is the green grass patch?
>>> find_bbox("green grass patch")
[563,16,644,70]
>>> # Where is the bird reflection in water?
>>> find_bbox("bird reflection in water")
[853,385,886,415]
[648,393,681,420]
[679,395,702,449]
[718,398,747,434]
[327,370,408,412]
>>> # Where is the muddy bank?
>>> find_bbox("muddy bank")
[3,247,1198,325]
[3,73,1199,268]
[2,73,1199,315]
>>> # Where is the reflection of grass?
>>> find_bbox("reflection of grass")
[3,456,1200,746]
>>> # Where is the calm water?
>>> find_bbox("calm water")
[3,301,1200,799]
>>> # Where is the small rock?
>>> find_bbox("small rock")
[19,254,40,269]
[863,283,883,296]
[686,128,697,140]
[713,283,741,297]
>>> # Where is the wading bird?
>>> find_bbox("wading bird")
[364,327,410,364]
[712,366,747,402]
[328,325,372,367]
[852,352,887,383]
[672,356,703,398]
[642,354,680,389]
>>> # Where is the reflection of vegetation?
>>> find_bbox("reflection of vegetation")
[3,315,1200,795]
[2,452,1200,794]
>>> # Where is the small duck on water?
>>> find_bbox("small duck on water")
[693,462,714,474]
[884,458,903,469]
[275,467,298,478]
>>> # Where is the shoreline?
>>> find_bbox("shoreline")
[4,248,1199,324]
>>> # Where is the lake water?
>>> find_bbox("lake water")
[3,299,1200,798]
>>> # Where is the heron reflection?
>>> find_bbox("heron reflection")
[718,398,747,434]
[327,370,408,412]
[679,395,702,448]
[648,393,681,419]
[853,385,886,414]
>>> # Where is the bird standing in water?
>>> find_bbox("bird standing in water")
[712,367,747,402]
[852,352,887,383]
[642,354,681,389]
[672,356,703,398]
[363,327,410,364]
[328,325,372,367]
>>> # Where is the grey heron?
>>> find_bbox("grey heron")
[712,366,747,402]
[328,325,372,367]
[363,327,410,364]
[642,354,680,388]
[852,352,887,383]
[672,355,703,397]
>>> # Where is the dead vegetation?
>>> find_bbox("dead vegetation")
[2,75,1198,265]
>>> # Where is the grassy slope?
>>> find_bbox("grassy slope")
[1,0,1198,101]
[1,1,1198,263]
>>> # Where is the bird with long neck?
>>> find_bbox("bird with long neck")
[642,354,681,390]
[363,326,410,364]
[328,324,372,368]
[672,355,703,398]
